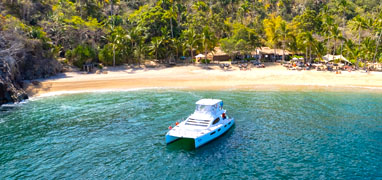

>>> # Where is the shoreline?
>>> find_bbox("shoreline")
[26,63,382,97]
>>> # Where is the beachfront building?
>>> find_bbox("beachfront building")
[207,47,231,62]
[255,47,292,62]
[206,47,293,62]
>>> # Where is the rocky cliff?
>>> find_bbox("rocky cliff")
[0,32,62,105]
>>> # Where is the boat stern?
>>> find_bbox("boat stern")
[165,134,179,144]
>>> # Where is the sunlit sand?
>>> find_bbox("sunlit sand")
[27,63,382,97]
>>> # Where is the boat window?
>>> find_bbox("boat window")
[218,128,221,132]
[196,105,211,112]
[212,117,220,125]
[210,131,216,135]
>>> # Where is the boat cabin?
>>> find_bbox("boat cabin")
[186,99,225,127]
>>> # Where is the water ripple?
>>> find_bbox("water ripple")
[1,90,381,179]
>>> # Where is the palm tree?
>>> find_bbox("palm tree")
[264,14,282,61]
[183,28,200,64]
[126,28,140,64]
[301,31,315,63]
[278,21,289,63]
[134,38,146,66]
[321,10,334,55]
[163,0,177,38]
[373,12,382,63]
[287,34,299,57]
[361,37,376,63]
[337,0,348,56]
[349,15,366,67]
[314,41,327,61]
[150,37,164,61]
[171,38,182,60]
[107,26,125,66]
[330,25,343,58]
[201,26,217,65]
[343,39,360,64]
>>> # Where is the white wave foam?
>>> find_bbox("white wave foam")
[0,100,29,108]
[28,85,382,101]
[29,87,185,100]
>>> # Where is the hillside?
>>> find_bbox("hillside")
[0,0,382,104]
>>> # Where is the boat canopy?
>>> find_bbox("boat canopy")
[195,99,222,106]
[193,99,223,118]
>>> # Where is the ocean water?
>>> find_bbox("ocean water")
[0,90,381,179]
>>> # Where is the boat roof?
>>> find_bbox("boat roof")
[195,99,222,106]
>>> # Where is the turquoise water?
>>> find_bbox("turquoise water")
[1,90,381,179]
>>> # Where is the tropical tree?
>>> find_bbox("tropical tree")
[278,20,289,62]
[182,28,200,64]
[220,38,236,61]
[171,37,183,60]
[343,39,360,64]
[337,0,349,56]
[300,31,315,63]
[149,36,164,61]
[349,15,366,67]
[361,37,376,63]
[134,37,146,65]
[264,14,282,61]
[321,9,335,55]
[372,12,382,63]
[329,25,343,57]
[200,26,217,65]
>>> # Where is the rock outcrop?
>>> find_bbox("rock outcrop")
[0,32,62,105]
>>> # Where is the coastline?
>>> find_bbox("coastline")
[26,63,382,97]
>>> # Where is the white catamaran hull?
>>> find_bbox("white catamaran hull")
[166,118,235,148]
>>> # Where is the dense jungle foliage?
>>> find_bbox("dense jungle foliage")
[1,0,382,67]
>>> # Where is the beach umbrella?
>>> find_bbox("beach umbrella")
[323,54,350,64]
[195,54,205,58]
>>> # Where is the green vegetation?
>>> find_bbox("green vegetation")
[1,0,382,67]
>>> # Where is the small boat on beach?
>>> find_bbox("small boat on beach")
[166,99,235,148]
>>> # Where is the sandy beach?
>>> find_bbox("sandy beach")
[26,63,382,97]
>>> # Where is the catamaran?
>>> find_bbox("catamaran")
[165,99,235,148]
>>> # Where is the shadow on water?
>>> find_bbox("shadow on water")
[166,138,195,151]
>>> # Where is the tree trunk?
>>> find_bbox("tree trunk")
[170,17,174,38]
[113,44,116,66]
[340,16,345,56]
[176,47,179,60]
[282,38,285,63]
[205,46,208,66]
[327,36,331,55]
[111,1,114,16]
[190,46,193,64]
[333,39,336,57]
[373,30,382,63]
[156,49,158,61]
[305,47,308,64]
[356,30,360,68]
[309,45,312,63]
[170,1,174,38]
